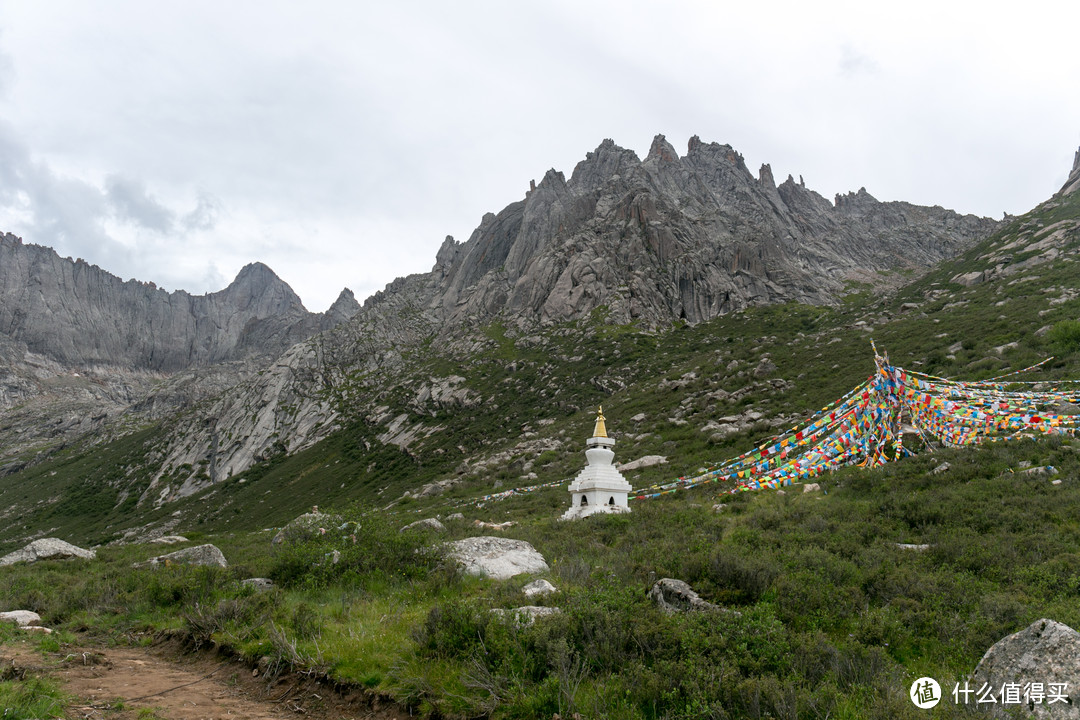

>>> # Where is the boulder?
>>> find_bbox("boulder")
[491,605,560,627]
[522,579,558,598]
[0,610,42,627]
[446,513,465,522]
[473,520,517,531]
[401,518,446,533]
[137,543,228,568]
[648,578,720,614]
[445,537,549,580]
[150,535,189,544]
[241,578,274,590]
[1022,466,1059,478]
[404,478,462,499]
[617,455,668,472]
[931,462,951,475]
[802,483,821,493]
[271,510,343,546]
[0,538,96,566]
[970,618,1080,718]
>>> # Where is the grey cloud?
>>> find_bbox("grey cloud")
[182,191,223,232]
[105,175,175,232]
[0,120,111,250]
[839,44,879,76]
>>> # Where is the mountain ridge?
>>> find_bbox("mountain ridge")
[0,233,360,373]
[390,134,1000,330]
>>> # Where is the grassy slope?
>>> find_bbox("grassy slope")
[2,188,1080,717]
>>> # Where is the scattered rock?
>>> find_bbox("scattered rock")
[445,537,549,580]
[1023,465,1059,478]
[20,626,53,634]
[0,610,42,627]
[1053,400,1080,414]
[1053,479,1063,485]
[150,535,190,545]
[970,618,1080,718]
[0,538,96,567]
[491,605,561,626]
[241,578,274,590]
[522,579,558,598]
[271,509,344,546]
[952,270,986,287]
[648,578,720,614]
[401,518,447,533]
[404,478,461,499]
[630,413,646,423]
[446,513,465,521]
[712,503,728,512]
[617,455,668,472]
[136,543,228,569]
[473,520,517,531]
[931,462,951,475]
[896,543,932,552]
[802,483,821,493]
[753,358,777,378]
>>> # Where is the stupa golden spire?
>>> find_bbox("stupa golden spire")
[592,406,608,438]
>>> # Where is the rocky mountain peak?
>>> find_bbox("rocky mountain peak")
[1058,145,1080,196]
[222,262,306,313]
[401,133,1000,329]
[647,134,680,163]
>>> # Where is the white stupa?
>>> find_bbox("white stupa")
[561,407,633,520]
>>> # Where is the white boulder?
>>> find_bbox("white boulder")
[444,537,549,580]
[0,538,96,566]
[0,610,42,627]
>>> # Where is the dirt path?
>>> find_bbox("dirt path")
[3,638,409,720]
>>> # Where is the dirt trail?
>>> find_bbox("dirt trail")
[3,639,408,720]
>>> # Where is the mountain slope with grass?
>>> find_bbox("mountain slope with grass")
[0,134,999,504]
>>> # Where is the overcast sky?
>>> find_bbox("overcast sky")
[0,1,1078,311]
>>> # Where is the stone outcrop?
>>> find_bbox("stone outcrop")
[617,455,668,472]
[648,578,720,614]
[491,605,560,626]
[444,536,549,580]
[137,543,228,568]
[401,518,447,533]
[0,538,96,566]
[970,618,1080,718]
[522,579,558,598]
[0,610,42,626]
[1058,146,1080,197]
[271,510,344,546]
